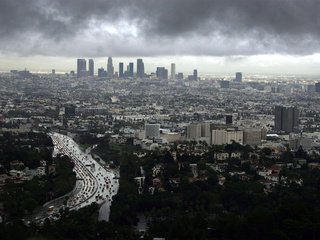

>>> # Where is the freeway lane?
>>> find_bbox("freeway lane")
[28,132,119,224]
[51,133,119,215]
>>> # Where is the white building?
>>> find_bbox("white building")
[212,130,227,145]
[212,128,243,145]
[171,63,176,80]
[161,132,181,143]
[201,122,211,138]
[187,123,202,140]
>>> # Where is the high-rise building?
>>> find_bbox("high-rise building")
[274,106,299,133]
[235,72,242,82]
[52,69,55,75]
[201,122,211,138]
[177,72,184,80]
[98,67,107,77]
[193,69,198,81]
[156,67,168,80]
[212,128,243,145]
[171,63,176,80]
[119,62,124,78]
[185,122,210,144]
[107,57,114,78]
[129,62,134,77]
[88,59,94,77]
[77,59,87,78]
[137,59,144,78]
[315,82,320,92]
[187,123,202,139]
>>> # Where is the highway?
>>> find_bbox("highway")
[28,132,119,224]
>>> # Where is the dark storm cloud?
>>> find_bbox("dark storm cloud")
[0,0,320,56]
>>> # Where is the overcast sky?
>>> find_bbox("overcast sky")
[1,0,320,75]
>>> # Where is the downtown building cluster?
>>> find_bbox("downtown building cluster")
[76,57,198,80]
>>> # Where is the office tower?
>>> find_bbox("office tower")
[171,63,176,80]
[177,72,184,80]
[187,123,202,139]
[274,106,299,133]
[52,69,55,75]
[226,115,233,125]
[98,67,107,77]
[315,82,320,92]
[88,59,94,77]
[220,80,230,89]
[98,68,103,77]
[193,69,198,81]
[129,62,134,77]
[156,67,168,80]
[137,59,145,78]
[119,62,124,78]
[77,59,87,78]
[145,124,160,138]
[235,72,242,83]
[107,57,114,78]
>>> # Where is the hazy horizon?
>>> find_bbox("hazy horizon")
[2,54,320,76]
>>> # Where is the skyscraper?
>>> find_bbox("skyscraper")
[129,62,134,77]
[137,59,144,78]
[187,123,202,139]
[177,72,184,80]
[107,57,114,78]
[77,59,86,78]
[235,72,242,82]
[119,62,124,78]
[156,67,168,80]
[171,63,176,80]
[98,67,107,77]
[274,106,299,133]
[193,69,198,81]
[88,59,94,77]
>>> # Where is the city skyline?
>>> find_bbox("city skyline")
[1,0,320,75]
[3,55,320,77]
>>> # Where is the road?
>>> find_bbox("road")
[28,132,119,224]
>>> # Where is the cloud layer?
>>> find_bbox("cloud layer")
[1,0,320,57]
